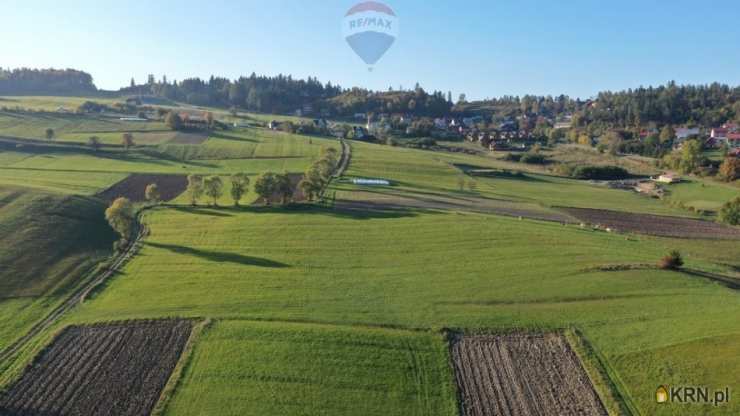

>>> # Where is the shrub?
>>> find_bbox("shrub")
[519,153,548,164]
[659,250,684,270]
[113,239,130,254]
[718,197,740,226]
[503,153,522,162]
[572,165,629,180]
[718,157,740,182]
[406,137,436,148]
[553,163,576,177]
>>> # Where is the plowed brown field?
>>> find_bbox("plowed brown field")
[97,174,188,203]
[562,207,740,239]
[451,333,607,416]
[0,320,192,416]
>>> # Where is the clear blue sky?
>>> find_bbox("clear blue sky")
[3,0,739,99]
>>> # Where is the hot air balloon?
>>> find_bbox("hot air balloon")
[342,1,399,69]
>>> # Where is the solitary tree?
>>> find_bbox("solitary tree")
[275,173,293,205]
[659,125,676,143]
[105,197,135,241]
[467,179,478,192]
[203,176,224,206]
[88,136,101,152]
[718,157,740,182]
[45,128,55,141]
[254,172,277,205]
[145,183,161,204]
[457,176,465,191]
[186,174,204,206]
[165,111,183,130]
[122,133,135,150]
[298,177,322,201]
[229,173,250,206]
[679,139,702,173]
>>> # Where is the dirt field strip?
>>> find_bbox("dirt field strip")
[97,173,188,203]
[334,138,351,178]
[561,206,740,239]
[150,318,212,416]
[167,131,209,145]
[450,333,607,416]
[0,320,193,416]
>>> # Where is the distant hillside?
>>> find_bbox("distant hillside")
[324,88,451,117]
[0,68,97,96]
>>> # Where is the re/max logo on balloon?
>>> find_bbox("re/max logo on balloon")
[348,17,393,30]
[342,1,399,70]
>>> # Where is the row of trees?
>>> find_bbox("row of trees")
[185,171,296,207]
[42,128,136,150]
[298,147,339,201]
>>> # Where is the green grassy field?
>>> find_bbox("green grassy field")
[663,178,740,213]
[0,111,168,141]
[58,202,739,415]
[1,108,739,416]
[337,141,695,217]
[165,320,457,416]
[0,127,336,196]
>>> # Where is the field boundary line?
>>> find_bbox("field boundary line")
[151,318,213,416]
[0,208,149,365]
[569,328,641,416]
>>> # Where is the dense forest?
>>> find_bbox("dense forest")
[122,75,452,117]
[0,68,97,95]
[121,73,343,115]
[579,82,740,129]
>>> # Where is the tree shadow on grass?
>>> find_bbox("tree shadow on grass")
[231,203,422,220]
[164,202,425,220]
[210,132,259,143]
[145,242,290,268]
[168,205,235,217]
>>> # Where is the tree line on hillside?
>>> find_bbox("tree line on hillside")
[0,68,97,95]
[3,66,738,132]
[453,94,583,120]
[327,86,452,117]
[121,73,343,115]
[122,74,455,118]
